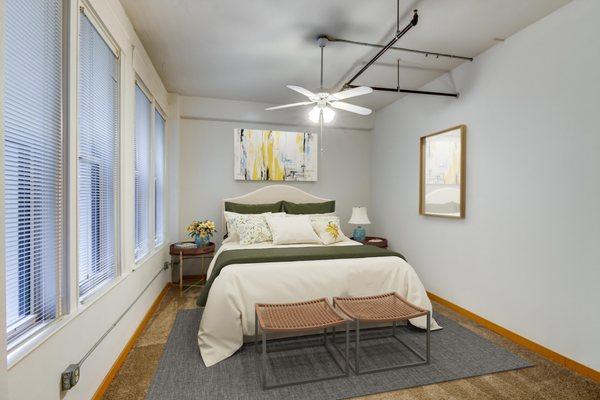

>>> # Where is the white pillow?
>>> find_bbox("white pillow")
[266,214,322,245]
[311,215,347,245]
[233,214,274,245]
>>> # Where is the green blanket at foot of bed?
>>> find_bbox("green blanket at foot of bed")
[196,245,405,307]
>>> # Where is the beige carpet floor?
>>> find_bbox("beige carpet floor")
[102,281,600,400]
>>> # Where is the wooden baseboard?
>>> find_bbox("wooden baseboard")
[427,291,600,383]
[92,283,170,400]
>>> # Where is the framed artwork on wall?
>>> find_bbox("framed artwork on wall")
[233,129,318,181]
[419,125,466,218]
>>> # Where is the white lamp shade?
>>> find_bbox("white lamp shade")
[308,106,320,123]
[308,105,336,123]
[349,207,370,225]
[322,106,335,123]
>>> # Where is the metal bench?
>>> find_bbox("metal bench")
[254,298,350,389]
[333,292,431,374]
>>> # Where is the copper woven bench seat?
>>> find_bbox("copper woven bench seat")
[255,298,347,333]
[334,292,429,322]
[254,298,350,389]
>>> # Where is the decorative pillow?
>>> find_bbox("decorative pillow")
[282,200,335,215]
[233,214,274,245]
[223,211,242,242]
[311,215,347,245]
[266,214,322,245]
[224,211,285,243]
[224,201,283,214]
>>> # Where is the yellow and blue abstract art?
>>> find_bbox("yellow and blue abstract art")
[233,129,318,181]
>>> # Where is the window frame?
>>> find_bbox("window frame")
[4,0,70,353]
[133,79,153,263]
[153,104,167,247]
[133,77,167,268]
[4,0,168,365]
[75,0,122,303]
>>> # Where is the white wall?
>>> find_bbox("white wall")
[177,96,372,252]
[2,0,176,399]
[371,0,600,371]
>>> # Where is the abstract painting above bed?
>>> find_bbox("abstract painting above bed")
[233,129,318,181]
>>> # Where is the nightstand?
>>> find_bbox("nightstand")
[351,236,388,249]
[169,242,215,295]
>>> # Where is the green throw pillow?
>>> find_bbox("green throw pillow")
[224,201,283,214]
[282,200,335,214]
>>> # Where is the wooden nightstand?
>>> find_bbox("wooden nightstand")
[351,236,388,249]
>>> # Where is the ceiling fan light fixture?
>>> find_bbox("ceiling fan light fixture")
[308,106,321,123]
[308,105,335,123]
[322,106,335,123]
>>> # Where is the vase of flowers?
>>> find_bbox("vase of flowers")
[186,220,216,247]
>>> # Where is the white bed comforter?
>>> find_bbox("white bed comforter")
[197,239,440,367]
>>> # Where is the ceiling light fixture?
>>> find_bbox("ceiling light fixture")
[308,104,335,123]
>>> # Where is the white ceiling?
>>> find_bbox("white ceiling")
[121,0,571,111]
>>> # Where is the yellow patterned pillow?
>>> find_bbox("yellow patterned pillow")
[310,216,347,245]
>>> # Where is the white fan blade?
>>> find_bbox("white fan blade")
[287,85,318,101]
[265,101,314,111]
[330,101,372,115]
[329,86,372,101]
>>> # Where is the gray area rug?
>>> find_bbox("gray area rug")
[146,309,532,400]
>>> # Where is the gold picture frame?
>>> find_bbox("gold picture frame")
[419,125,466,218]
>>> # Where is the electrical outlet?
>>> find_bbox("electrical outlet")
[61,364,80,391]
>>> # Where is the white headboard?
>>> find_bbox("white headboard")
[222,185,331,229]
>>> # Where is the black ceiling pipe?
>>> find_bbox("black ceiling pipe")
[344,9,419,87]
[327,36,473,62]
[347,84,459,98]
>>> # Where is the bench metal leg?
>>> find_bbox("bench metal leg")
[355,320,361,374]
[426,311,431,364]
[261,331,267,389]
[256,324,350,389]
[345,321,350,375]
[254,311,258,354]
[332,317,432,375]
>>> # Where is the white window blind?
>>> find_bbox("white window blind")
[154,111,165,245]
[78,10,120,299]
[4,0,64,346]
[134,84,151,260]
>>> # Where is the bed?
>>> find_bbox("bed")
[197,185,440,367]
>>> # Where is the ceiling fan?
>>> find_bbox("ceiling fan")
[266,36,373,123]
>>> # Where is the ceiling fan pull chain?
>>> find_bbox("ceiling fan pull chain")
[320,112,325,153]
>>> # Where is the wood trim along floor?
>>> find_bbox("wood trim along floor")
[427,291,600,383]
[92,283,171,400]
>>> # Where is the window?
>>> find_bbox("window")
[4,0,65,346]
[135,83,167,258]
[154,110,165,245]
[134,85,151,260]
[77,9,120,299]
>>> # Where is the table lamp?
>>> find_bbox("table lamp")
[349,206,370,241]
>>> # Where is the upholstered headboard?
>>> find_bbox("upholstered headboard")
[221,185,331,229]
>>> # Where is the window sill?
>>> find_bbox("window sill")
[7,246,169,369]
[133,243,168,271]
[6,272,127,370]
[79,274,128,307]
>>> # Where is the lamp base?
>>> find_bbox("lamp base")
[353,226,366,241]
